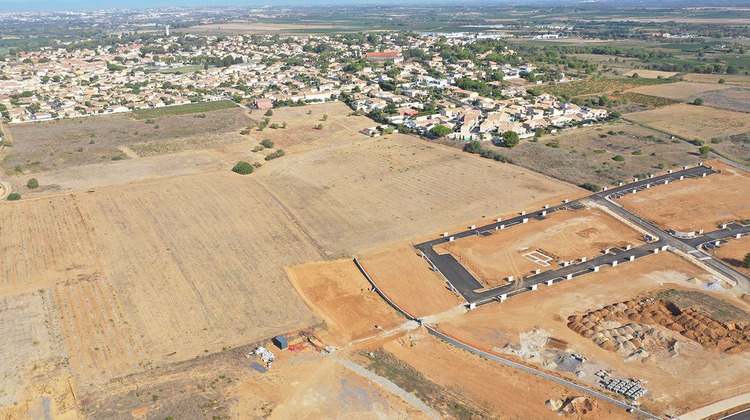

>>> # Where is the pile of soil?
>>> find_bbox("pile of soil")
[568,297,750,354]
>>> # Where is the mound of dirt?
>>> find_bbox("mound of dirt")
[561,396,597,416]
[567,295,750,355]
[546,399,563,411]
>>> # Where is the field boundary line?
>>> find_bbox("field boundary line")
[249,178,330,259]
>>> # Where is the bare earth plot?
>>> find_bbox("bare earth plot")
[627,81,733,101]
[433,207,643,288]
[501,121,701,187]
[254,133,582,257]
[434,252,750,417]
[624,104,750,142]
[360,246,465,318]
[285,260,405,346]
[367,333,632,419]
[712,236,750,277]
[2,106,253,173]
[619,162,750,233]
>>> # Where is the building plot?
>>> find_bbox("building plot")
[433,207,643,288]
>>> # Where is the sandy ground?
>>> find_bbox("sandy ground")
[255,132,582,257]
[375,332,633,419]
[79,341,430,420]
[285,260,406,346]
[434,252,750,417]
[627,81,733,100]
[359,246,465,318]
[712,236,750,277]
[619,162,750,233]
[624,103,750,141]
[434,206,644,287]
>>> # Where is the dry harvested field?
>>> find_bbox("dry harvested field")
[625,103,750,141]
[434,252,750,417]
[619,162,750,233]
[433,207,643,288]
[500,121,702,187]
[359,246,464,318]
[627,81,733,101]
[0,172,325,390]
[2,106,253,173]
[623,69,678,79]
[248,102,375,151]
[7,149,228,198]
[254,133,582,257]
[712,236,750,277]
[682,73,750,87]
[696,87,750,113]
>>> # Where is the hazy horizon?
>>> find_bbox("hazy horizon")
[3,0,745,13]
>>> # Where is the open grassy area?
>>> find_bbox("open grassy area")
[132,100,238,119]
[496,121,701,187]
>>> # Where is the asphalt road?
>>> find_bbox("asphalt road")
[414,164,750,305]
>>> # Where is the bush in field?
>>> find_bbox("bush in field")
[698,145,712,156]
[580,183,602,192]
[744,252,750,268]
[27,178,39,189]
[260,139,275,148]
[232,161,254,175]
[7,193,21,201]
[264,109,273,116]
[265,149,285,161]
[693,97,704,106]
[612,155,625,162]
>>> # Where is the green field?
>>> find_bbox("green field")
[132,100,238,119]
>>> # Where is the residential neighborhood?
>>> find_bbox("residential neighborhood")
[0,30,607,143]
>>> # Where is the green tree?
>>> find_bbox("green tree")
[429,125,453,137]
[27,178,39,189]
[260,139,275,148]
[264,109,273,116]
[231,161,254,175]
[7,193,21,201]
[612,155,625,162]
[693,97,704,106]
[698,145,712,156]
[501,131,520,148]
[744,252,750,269]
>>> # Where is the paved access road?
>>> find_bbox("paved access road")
[414,165,750,305]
